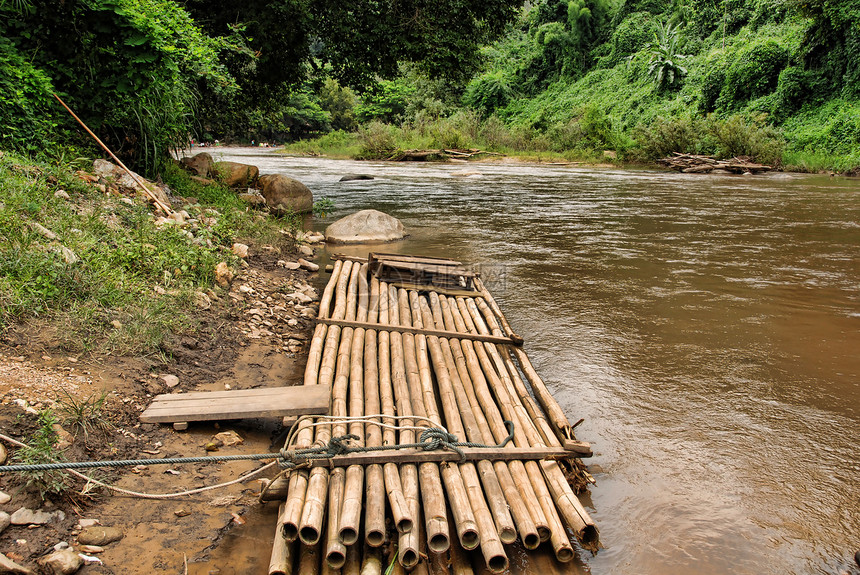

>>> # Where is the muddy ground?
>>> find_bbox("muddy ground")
[0,245,320,574]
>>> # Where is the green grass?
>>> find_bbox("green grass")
[0,151,298,354]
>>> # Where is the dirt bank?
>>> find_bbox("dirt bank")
[0,245,319,574]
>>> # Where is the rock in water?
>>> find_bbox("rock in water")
[180,152,215,178]
[339,174,374,182]
[213,161,259,188]
[258,174,313,215]
[325,209,407,244]
[38,549,83,575]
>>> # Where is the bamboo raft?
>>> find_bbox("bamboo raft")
[264,254,598,574]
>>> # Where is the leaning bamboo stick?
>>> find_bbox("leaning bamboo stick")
[269,502,296,575]
[442,296,542,550]
[339,265,368,546]
[387,285,421,569]
[377,280,413,535]
[397,288,450,554]
[362,276,386,547]
[282,260,345,540]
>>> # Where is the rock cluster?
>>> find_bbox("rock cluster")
[178,153,314,215]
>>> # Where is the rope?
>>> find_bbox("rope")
[0,418,516,498]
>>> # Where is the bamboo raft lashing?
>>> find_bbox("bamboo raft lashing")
[267,255,598,574]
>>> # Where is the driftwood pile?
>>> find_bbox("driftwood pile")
[389,148,502,162]
[265,257,597,575]
[658,153,772,174]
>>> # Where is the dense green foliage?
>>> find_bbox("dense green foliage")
[0,0,520,172]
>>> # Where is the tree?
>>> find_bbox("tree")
[644,22,688,90]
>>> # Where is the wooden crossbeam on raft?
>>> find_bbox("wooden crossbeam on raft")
[315,317,523,347]
[286,445,589,468]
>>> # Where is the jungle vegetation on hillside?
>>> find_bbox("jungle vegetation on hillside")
[1,0,858,172]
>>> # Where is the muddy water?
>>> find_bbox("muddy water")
[215,148,859,575]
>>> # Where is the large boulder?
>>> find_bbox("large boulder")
[92,159,171,207]
[325,209,407,244]
[258,174,313,214]
[213,161,259,188]
[179,152,214,177]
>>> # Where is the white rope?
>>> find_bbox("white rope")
[0,432,274,500]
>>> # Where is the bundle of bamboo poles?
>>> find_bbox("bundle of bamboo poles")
[268,258,597,575]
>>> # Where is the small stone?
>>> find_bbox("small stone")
[53,542,69,551]
[238,285,254,294]
[297,258,319,272]
[0,552,35,574]
[78,519,100,529]
[287,292,313,304]
[110,320,122,330]
[54,190,71,200]
[212,430,243,447]
[56,246,79,264]
[215,262,233,287]
[78,546,103,554]
[38,548,83,575]
[174,508,191,518]
[0,443,6,465]
[231,243,249,258]
[298,244,314,257]
[204,442,220,452]
[77,526,124,546]
[11,507,60,525]
[301,308,317,318]
[287,319,299,327]
[277,260,301,270]
[30,222,58,240]
[0,511,10,534]
[161,374,179,388]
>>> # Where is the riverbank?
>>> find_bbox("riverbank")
[275,124,860,176]
[0,151,325,573]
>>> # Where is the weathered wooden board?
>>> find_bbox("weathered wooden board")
[140,385,330,423]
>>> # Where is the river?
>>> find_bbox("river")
[215,148,859,575]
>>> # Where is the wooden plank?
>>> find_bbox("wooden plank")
[281,446,583,468]
[140,385,330,423]
[315,317,522,347]
[388,282,479,297]
[369,253,462,266]
[148,386,313,403]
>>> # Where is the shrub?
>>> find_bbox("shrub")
[631,116,708,160]
[355,121,399,159]
[464,70,515,116]
[709,114,784,165]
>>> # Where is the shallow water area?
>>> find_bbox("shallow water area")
[210,147,859,574]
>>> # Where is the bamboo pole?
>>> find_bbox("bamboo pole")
[414,294,510,571]
[282,260,345,540]
[464,298,595,550]
[377,280,413,535]
[425,293,517,545]
[360,545,383,575]
[441,296,541,550]
[299,260,354,545]
[299,540,321,575]
[53,94,173,216]
[325,262,361,565]
[362,276,386,547]
[339,265,369,546]
[269,502,296,575]
[343,543,361,575]
[387,285,421,569]
[455,298,552,545]
[396,288,450,554]
[473,281,571,440]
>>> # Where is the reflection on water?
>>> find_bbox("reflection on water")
[217,148,860,575]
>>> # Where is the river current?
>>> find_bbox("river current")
[216,148,859,575]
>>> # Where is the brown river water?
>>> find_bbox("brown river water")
[215,148,859,575]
